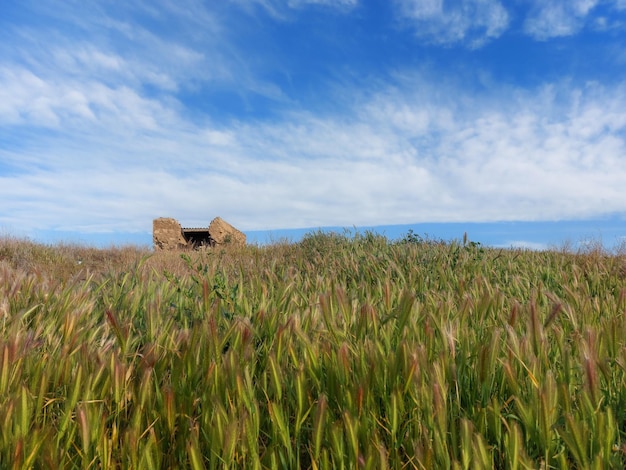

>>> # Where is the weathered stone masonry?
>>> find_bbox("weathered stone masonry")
[153,217,246,250]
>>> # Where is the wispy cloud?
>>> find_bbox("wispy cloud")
[3,66,626,233]
[287,0,358,7]
[522,0,626,39]
[392,0,626,46]
[228,0,358,18]
[393,0,509,48]
[523,0,601,39]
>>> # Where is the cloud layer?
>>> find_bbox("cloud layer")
[3,70,625,232]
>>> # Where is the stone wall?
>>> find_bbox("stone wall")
[153,218,188,250]
[153,217,246,250]
[208,217,246,247]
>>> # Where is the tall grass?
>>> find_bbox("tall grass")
[1,233,625,468]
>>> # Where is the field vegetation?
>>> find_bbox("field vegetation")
[1,231,626,468]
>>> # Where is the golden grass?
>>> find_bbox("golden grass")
[0,232,625,468]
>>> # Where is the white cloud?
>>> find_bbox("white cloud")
[523,0,601,39]
[2,1,224,94]
[394,0,509,48]
[394,0,626,44]
[5,69,626,235]
[0,64,185,138]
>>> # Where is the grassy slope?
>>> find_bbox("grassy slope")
[1,233,626,468]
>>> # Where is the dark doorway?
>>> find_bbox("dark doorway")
[182,228,213,248]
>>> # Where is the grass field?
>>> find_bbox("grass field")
[1,231,626,469]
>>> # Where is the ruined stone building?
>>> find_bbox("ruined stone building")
[153,217,246,250]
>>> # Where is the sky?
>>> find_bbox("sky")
[1,0,626,249]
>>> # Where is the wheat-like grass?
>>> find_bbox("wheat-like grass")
[0,233,625,468]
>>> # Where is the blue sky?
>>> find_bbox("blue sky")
[1,0,626,249]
